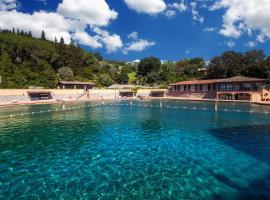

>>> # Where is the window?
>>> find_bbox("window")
[199,85,203,91]
[226,84,233,91]
[243,83,251,91]
[234,84,240,91]
[208,84,211,91]
[219,84,226,91]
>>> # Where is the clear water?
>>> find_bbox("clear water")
[1,100,270,199]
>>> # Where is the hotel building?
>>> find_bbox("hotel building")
[169,76,268,102]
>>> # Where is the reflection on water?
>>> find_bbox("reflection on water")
[1,100,270,199]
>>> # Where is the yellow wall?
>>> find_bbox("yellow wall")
[251,93,262,102]
[0,89,84,96]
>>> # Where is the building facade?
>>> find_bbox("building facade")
[59,81,95,91]
[169,76,266,102]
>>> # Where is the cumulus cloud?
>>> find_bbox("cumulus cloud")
[0,0,125,52]
[124,0,166,15]
[73,31,102,48]
[123,32,155,54]
[0,10,81,43]
[0,0,17,11]
[57,0,118,27]
[210,0,270,42]
[124,40,155,54]
[93,27,123,53]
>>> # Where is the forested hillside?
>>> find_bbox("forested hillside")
[0,30,130,88]
[0,29,270,89]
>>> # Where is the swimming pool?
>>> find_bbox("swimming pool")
[1,100,270,199]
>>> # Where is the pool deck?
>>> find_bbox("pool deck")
[1,96,270,108]
[0,99,96,108]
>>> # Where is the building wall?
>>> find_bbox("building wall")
[251,93,262,102]
[136,89,151,97]
[89,89,119,99]
[262,89,270,101]
[0,89,85,103]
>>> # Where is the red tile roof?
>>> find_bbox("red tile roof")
[217,76,266,83]
[170,79,218,86]
[170,76,266,86]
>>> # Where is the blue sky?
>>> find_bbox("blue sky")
[1,0,270,61]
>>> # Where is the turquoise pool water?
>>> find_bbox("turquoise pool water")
[1,100,270,199]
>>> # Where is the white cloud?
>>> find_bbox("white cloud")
[124,0,166,15]
[165,0,187,19]
[168,1,187,12]
[0,0,17,11]
[73,31,102,48]
[57,0,118,27]
[0,10,80,43]
[128,31,138,40]
[247,41,256,48]
[225,40,235,48]
[93,27,123,53]
[203,27,217,32]
[191,2,204,23]
[0,0,124,52]
[257,33,267,43]
[124,40,155,54]
[165,10,176,19]
[210,0,270,42]
[123,32,155,54]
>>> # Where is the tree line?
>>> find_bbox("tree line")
[135,51,270,87]
[0,28,270,89]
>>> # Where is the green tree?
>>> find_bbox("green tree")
[207,51,243,78]
[94,52,103,61]
[58,67,74,81]
[98,74,113,87]
[159,62,177,83]
[137,57,161,76]
[41,30,46,40]
[0,50,12,88]
[242,50,268,78]
[115,68,129,84]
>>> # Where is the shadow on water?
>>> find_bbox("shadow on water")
[208,124,270,200]
[209,124,270,165]
[208,170,270,200]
